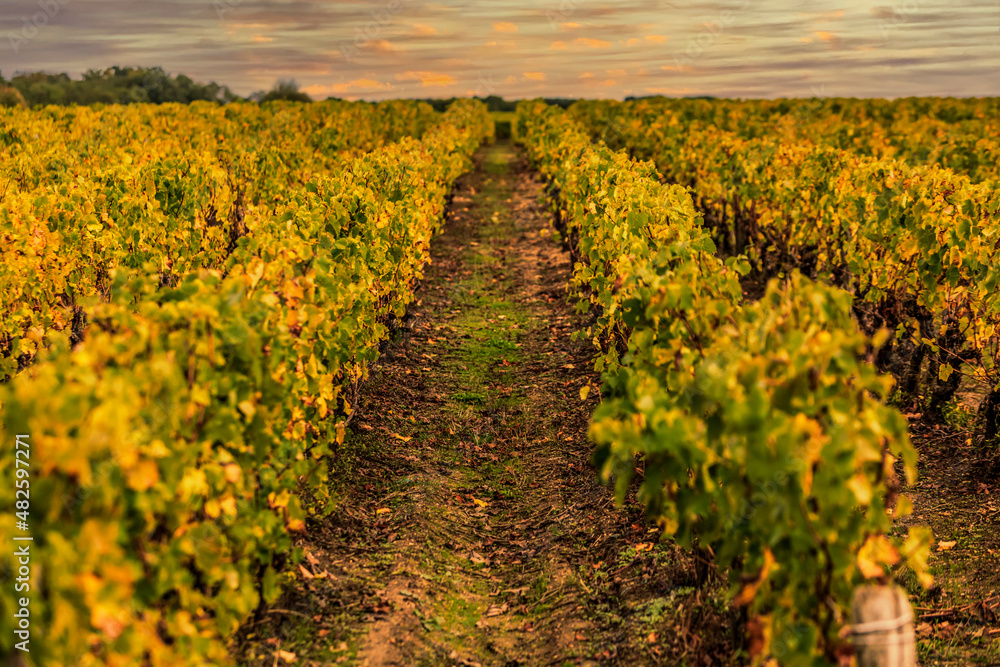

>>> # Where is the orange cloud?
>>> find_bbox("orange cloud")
[523,72,546,81]
[573,37,612,49]
[559,22,581,30]
[397,71,457,87]
[411,23,437,36]
[370,39,399,53]
[323,79,391,95]
[493,22,518,33]
[226,21,269,36]
[645,86,698,95]
[627,36,667,46]
[550,41,567,50]
[252,34,273,43]
[606,68,626,76]
[813,30,841,47]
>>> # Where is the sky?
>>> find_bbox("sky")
[2,0,999,100]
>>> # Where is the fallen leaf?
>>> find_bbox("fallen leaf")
[579,385,590,400]
[472,497,488,508]
[937,540,957,552]
[486,602,509,617]
[298,564,315,580]
[391,432,412,442]
[376,508,391,515]
[276,649,297,663]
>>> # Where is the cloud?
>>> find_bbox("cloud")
[396,71,457,87]
[645,86,698,95]
[492,22,518,33]
[370,39,399,53]
[625,34,668,47]
[572,37,613,49]
[318,79,391,95]
[523,71,546,81]
[813,30,841,48]
[1,0,997,100]
[411,23,437,36]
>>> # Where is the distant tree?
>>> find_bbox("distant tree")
[0,85,27,109]
[541,97,576,109]
[257,79,312,104]
[480,95,516,112]
[8,67,238,107]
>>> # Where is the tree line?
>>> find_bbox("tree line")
[0,67,575,111]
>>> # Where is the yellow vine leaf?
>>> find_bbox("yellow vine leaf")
[735,548,776,606]
[857,534,900,579]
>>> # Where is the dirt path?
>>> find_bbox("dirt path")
[894,415,1000,665]
[233,141,736,666]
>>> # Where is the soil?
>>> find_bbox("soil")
[231,142,737,666]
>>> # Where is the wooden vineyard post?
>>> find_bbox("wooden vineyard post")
[850,585,917,667]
